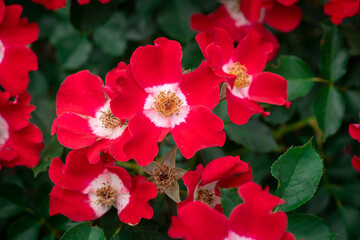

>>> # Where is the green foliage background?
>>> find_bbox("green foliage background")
[1,0,360,239]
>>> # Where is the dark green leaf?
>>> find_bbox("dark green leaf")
[70,0,117,32]
[320,25,350,82]
[50,22,92,70]
[313,86,345,139]
[271,140,323,212]
[341,25,360,56]
[0,183,26,218]
[344,90,360,119]
[268,55,315,100]
[220,188,243,217]
[93,12,127,57]
[7,215,41,240]
[60,222,105,240]
[287,214,335,240]
[225,119,278,153]
[125,15,156,41]
[157,0,198,42]
[135,0,166,17]
[34,181,53,218]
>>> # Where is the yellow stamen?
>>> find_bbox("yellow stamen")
[99,109,121,129]
[228,62,250,88]
[153,90,182,117]
[95,184,117,207]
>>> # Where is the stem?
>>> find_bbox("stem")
[110,222,123,239]
[273,116,314,139]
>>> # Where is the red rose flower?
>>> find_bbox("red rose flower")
[0,91,43,169]
[324,0,360,25]
[49,148,157,225]
[191,0,301,60]
[168,182,294,240]
[77,0,111,4]
[31,0,67,10]
[51,70,131,164]
[349,113,360,171]
[110,37,226,166]
[178,156,252,211]
[0,1,39,96]
[196,28,289,125]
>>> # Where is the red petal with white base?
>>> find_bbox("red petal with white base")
[1,123,43,168]
[201,156,249,185]
[118,175,157,225]
[0,92,34,130]
[110,68,147,120]
[351,155,360,172]
[49,186,97,221]
[130,37,183,89]
[171,106,225,159]
[232,31,273,74]
[177,165,203,209]
[0,5,39,46]
[0,46,38,96]
[264,2,302,32]
[228,182,288,240]
[51,113,97,149]
[227,90,268,125]
[248,72,288,105]
[180,61,222,110]
[56,70,105,117]
[168,201,228,240]
[49,149,105,192]
[195,28,234,65]
[124,112,169,166]
[349,123,360,142]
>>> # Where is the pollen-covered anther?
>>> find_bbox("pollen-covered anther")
[197,189,216,208]
[228,62,250,88]
[95,184,118,207]
[153,90,183,117]
[99,109,121,129]
[149,163,180,194]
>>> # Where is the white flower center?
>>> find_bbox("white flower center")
[88,101,127,140]
[224,231,255,240]
[143,83,190,128]
[222,0,265,26]
[83,170,130,217]
[0,40,5,64]
[0,115,9,147]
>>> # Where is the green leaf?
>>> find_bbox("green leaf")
[34,181,53,218]
[268,55,315,100]
[157,0,198,42]
[125,15,156,41]
[70,0,118,32]
[220,188,243,217]
[93,12,127,57]
[287,214,335,240]
[50,22,92,70]
[320,25,350,82]
[341,25,360,56]
[344,90,360,119]
[0,183,26,218]
[33,137,64,177]
[225,119,278,153]
[271,140,323,212]
[313,86,345,139]
[7,215,41,240]
[61,222,105,240]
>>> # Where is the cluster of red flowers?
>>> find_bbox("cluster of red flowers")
[0,0,43,169]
